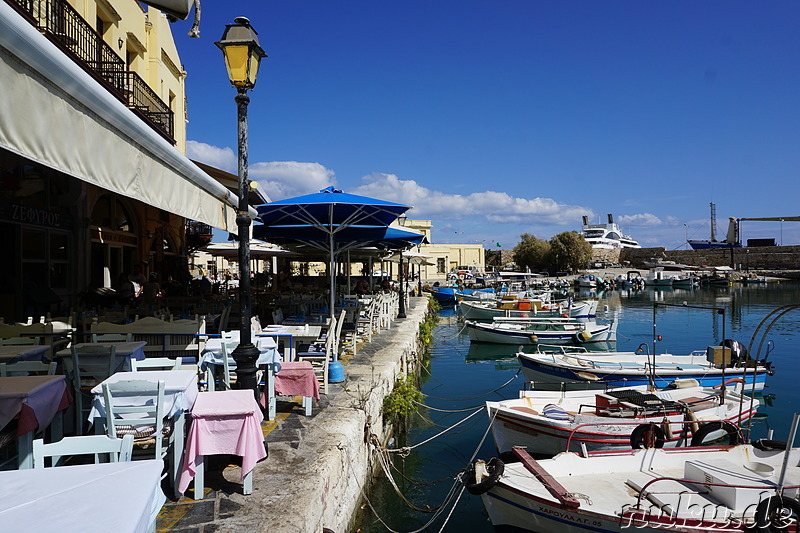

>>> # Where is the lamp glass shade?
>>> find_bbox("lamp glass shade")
[221,44,258,88]
[216,19,267,89]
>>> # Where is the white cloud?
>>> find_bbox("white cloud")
[352,173,592,226]
[249,161,337,200]
[186,141,237,172]
[618,213,664,227]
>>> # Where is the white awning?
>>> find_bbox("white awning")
[0,3,255,230]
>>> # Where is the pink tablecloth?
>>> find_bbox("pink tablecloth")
[178,390,267,493]
[0,375,72,435]
[261,361,320,402]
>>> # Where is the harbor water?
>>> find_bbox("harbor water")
[354,281,800,532]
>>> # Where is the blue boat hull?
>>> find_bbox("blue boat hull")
[431,287,459,304]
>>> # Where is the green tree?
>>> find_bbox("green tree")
[512,233,552,272]
[549,231,592,273]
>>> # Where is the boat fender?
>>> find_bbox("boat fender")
[690,421,741,447]
[576,330,593,342]
[660,417,674,441]
[465,457,505,495]
[754,495,800,533]
[529,334,539,343]
[752,439,788,451]
[630,423,666,449]
[685,410,700,433]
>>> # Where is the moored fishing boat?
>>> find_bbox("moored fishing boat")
[486,379,759,456]
[459,298,598,320]
[470,439,800,533]
[466,318,617,345]
[516,341,773,391]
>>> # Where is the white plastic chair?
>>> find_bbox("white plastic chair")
[32,434,134,468]
[131,357,180,371]
[0,360,57,377]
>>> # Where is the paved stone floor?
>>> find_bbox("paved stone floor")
[156,354,350,533]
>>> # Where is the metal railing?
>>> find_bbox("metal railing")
[7,0,175,142]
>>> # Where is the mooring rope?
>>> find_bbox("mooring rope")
[422,368,521,401]
[383,407,486,455]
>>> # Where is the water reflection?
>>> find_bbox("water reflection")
[354,281,800,532]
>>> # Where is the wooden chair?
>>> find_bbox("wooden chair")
[102,380,172,476]
[212,332,239,391]
[296,315,335,395]
[63,344,116,435]
[131,357,180,371]
[0,361,57,377]
[92,332,133,343]
[0,336,40,346]
[32,434,133,468]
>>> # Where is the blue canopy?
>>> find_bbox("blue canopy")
[256,187,410,228]
[254,188,418,351]
[252,224,426,252]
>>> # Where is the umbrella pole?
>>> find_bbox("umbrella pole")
[329,232,336,360]
[347,251,351,295]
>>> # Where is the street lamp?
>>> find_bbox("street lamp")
[216,17,267,395]
[397,214,408,318]
[683,223,688,249]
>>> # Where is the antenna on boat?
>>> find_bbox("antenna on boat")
[778,413,800,491]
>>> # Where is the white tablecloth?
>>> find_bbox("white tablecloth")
[200,334,280,371]
[88,369,198,422]
[0,459,165,533]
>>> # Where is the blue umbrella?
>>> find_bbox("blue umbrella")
[255,188,417,356]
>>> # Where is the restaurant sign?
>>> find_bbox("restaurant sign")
[0,201,73,230]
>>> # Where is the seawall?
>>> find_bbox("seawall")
[212,296,429,533]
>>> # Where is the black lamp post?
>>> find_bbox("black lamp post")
[397,214,408,318]
[216,17,267,395]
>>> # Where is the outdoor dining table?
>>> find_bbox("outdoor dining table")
[178,390,267,499]
[200,333,281,391]
[258,360,319,421]
[0,459,165,533]
[0,344,51,364]
[0,375,72,468]
[88,370,198,498]
[257,324,323,361]
[55,341,147,373]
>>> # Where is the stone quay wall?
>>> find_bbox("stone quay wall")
[214,297,429,533]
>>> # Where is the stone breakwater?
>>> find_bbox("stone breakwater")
[211,297,429,533]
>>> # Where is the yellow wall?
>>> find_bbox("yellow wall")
[65,0,187,151]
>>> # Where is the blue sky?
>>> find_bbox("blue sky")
[171,1,800,249]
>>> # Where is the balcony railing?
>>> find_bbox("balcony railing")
[7,0,175,143]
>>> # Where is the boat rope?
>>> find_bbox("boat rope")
[383,407,486,454]
[359,407,499,530]
[338,441,463,533]
[413,400,485,413]
[422,368,521,401]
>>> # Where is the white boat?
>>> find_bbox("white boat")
[466,318,617,345]
[575,274,598,288]
[471,441,800,533]
[459,298,598,320]
[644,267,674,287]
[487,380,759,456]
[581,214,641,249]
[516,344,772,391]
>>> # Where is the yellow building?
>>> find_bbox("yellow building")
[0,0,249,320]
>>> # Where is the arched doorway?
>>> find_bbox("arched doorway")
[89,194,139,288]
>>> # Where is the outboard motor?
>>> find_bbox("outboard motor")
[722,339,749,367]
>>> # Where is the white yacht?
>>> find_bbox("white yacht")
[581,214,641,249]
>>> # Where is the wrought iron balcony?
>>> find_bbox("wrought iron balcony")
[7,0,175,143]
[186,221,214,253]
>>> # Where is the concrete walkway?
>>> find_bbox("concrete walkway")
[158,296,429,533]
